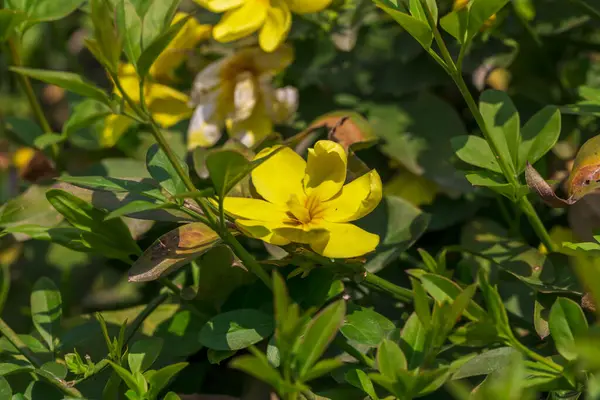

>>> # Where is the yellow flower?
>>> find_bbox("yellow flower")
[223,140,382,258]
[195,0,332,52]
[102,64,192,147]
[150,13,212,80]
[188,46,298,150]
[12,147,35,171]
[453,0,496,29]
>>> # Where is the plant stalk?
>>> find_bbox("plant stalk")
[363,272,413,303]
[333,337,375,368]
[7,38,61,163]
[427,18,555,252]
[0,317,83,397]
[509,337,563,373]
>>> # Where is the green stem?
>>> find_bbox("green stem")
[7,38,60,163]
[427,19,556,252]
[158,277,211,318]
[223,231,273,290]
[124,292,169,345]
[363,272,413,303]
[0,317,83,397]
[510,337,563,373]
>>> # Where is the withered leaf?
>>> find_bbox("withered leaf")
[129,222,221,282]
[525,162,573,208]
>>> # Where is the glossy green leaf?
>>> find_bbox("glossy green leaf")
[62,99,112,137]
[440,8,468,42]
[452,135,502,173]
[230,354,283,393]
[399,312,427,370]
[10,67,110,105]
[467,0,509,40]
[0,185,61,230]
[452,347,519,379]
[146,144,190,197]
[377,339,407,379]
[479,90,520,173]
[479,272,512,340]
[31,277,62,352]
[464,170,529,201]
[7,0,85,23]
[207,349,237,365]
[518,106,561,173]
[375,2,433,49]
[128,338,163,373]
[0,360,34,376]
[40,362,67,380]
[108,361,143,394]
[90,0,121,71]
[359,196,430,273]
[345,369,379,400]
[302,358,345,382]
[117,0,142,66]
[340,307,395,347]
[128,222,220,282]
[147,362,188,399]
[105,200,172,220]
[549,297,588,361]
[199,309,274,351]
[140,0,179,48]
[58,176,164,200]
[296,300,346,377]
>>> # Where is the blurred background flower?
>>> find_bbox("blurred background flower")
[187,46,298,149]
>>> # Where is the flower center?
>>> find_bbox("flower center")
[285,194,326,225]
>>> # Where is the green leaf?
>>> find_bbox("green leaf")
[0,185,61,230]
[163,393,181,400]
[302,358,345,382]
[9,67,110,105]
[375,2,433,49]
[45,189,141,259]
[140,0,179,48]
[90,0,121,71]
[108,361,144,395]
[146,144,190,197]
[345,369,379,400]
[411,278,431,328]
[128,338,163,374]
[377,339,407,379]
[62,99,112,137]
[117,0,142,67]
[409,271,487,321]
[451,135,502,173]
[340,307,395,347]
[0,376,11,399]
[128,222,221,282]
[33,133,64,150]
[399,312,427,369]
[549,297,588,361]
[147,362,188,398]
[479,90,520,173]
[479,272,512,340]
[40,361,67,380]
[198,309,274,351]
[296,300,346,377]
[5,116,43,147]
[31,277,62,352]
[464,170,528,201]
[230,354,283,393]
[452,347,519,379]
[359,196,430,273]
[518,106,561,173]
[207,349,237,365]
[137,14,187,78]
[440,8,468,42]
[58,176,164,200]
[0,360,34,376]
[467,0,509,41]
[14,0,85,23]
[105,200,172,220]
[0,10,26,41]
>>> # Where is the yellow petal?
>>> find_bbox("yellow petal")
[213,1,267,43]
[101,114,134,147]
[187,105,223,149]
[223,197,288,221]
[310,221,379,258]
[115,64,140,100]
[235,219,291,246]
[303,140,347,201]
[287,0,332,14]
[273,223,328,244]
[194,0,244,12]
[146,82,193,127]
[252,45,294,74]
[251,145,306,206]
[150,13,212,80]
[259,0,291,52]
[321,169,382,222]
[12,147,35,171]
